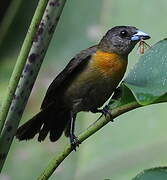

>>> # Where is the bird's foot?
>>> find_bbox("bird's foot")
[101,105,113,121]
[69,134,81,151]
[91,105,113,121]
[101,105,112,117]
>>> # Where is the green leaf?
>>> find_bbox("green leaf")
[124,39,167,105]
[132,167,167,180]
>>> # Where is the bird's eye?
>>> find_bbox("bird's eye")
[120,30,128,37]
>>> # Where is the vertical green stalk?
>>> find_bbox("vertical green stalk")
[0,0,48,134]
[0,0,67,172]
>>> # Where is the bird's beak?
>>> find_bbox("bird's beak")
[131,30,151,41]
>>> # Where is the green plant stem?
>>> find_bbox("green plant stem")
[0,0,67,172]
[0,0,48,134]
[0,0,23,48]
[37,102,140,180]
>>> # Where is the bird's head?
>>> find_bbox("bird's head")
[98,26,150,57]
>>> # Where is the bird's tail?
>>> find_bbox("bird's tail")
[16,106,70,142]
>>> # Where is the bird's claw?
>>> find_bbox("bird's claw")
[98,105,113,122]
[102,105,112,119]
[70,134,80,151]
[91,105,113,121]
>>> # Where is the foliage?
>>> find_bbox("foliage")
[124,39,167,105]
[133,167,167,180]
[1,0,167,180]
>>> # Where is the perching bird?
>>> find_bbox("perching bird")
[16,26,150,149]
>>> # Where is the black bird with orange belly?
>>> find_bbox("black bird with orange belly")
[16,26,150,149]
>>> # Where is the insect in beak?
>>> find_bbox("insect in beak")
[137,39,151,54]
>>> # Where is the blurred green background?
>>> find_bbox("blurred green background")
[1,0,167,180]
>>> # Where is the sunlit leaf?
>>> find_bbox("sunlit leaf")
[124,39,167,105]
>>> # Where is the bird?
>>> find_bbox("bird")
[16,26,150,149]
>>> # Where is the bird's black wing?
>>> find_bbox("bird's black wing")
[41,45,98,109]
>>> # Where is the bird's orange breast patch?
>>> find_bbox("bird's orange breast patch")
[91,50,128,78]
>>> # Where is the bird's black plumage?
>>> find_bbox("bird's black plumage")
[16,26,150,148]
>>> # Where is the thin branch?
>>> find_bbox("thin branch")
[37,102,140,180]
[0,0,67,171]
